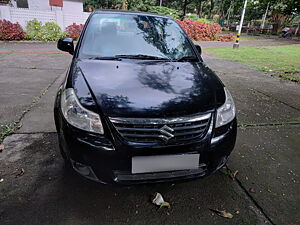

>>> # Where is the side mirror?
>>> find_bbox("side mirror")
[57,38,74,55]
[195,44,202,55]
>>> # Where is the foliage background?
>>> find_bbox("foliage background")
[83,0,300,32]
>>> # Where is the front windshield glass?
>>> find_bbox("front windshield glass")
[79,13,197,60]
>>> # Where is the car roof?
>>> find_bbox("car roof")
[92,9,171,19]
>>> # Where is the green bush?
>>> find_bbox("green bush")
[25,19,42,40]
[40,22,65,41]
[185,14,199,21]
[148,6,180,19]
[197,18,213,24]
[184,14,212,24]
[26,19,65,41]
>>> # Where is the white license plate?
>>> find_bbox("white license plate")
[132,154,200,174]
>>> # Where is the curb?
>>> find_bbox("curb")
[0,40,57,44]
[0,40,79,44]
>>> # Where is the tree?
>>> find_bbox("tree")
[264,0,300,32]
[82,0,300,30]
[83,0,122,10]
[126,0,156,11]
[196,0,203,17]
[182,0,192,18]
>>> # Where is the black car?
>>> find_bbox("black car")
[54,10,237,184]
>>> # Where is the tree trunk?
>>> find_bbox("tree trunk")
[209,0,214,18]
[122,0,126,10]
[272,23,279,33]
[197,0,202,17]
[220,0,225,20]
[295,23,300,35]
[182,0,188,19]
[226,0,234,26]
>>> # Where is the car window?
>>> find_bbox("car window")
[79,13,196,60]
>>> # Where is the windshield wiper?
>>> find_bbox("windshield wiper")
[87,55,197,62]
[114,54,170,60]
[174,56,198,62]
[88,56,121,61]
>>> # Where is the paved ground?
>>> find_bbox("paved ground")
[0,41,299,225]
[0,42,71,129]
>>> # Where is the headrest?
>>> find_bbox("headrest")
[101,22,117,35]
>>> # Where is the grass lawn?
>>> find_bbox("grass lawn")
[205,45,300,83]
[238,36,262,41]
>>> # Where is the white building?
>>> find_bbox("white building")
[9,0,84,13]
[0,0,90,30]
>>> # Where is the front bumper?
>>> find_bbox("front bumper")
[55,110,237,184]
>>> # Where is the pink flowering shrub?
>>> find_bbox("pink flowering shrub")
[0,20,26,40]
[177,19,222,41]
[66,23,83,40]
[217,33,235,42]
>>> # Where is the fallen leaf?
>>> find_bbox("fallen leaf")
[15,168,25,178]
[221,165,238,180]
[249,187,256,193]
[151,192,171,209]
[160,202,170,209]
[235,210,240,214]
[230,170,239,180]
[209,209,233,219]
[220,211,233,219]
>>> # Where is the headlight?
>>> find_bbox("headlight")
[61,88,104,134]
[215,87,236,128]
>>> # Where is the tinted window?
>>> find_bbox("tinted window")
[16,0,28,8]
[79,13,196,60]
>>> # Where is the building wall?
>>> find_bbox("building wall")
[0,3,89,30]
[63,0,83,13]
[11,0,83,12]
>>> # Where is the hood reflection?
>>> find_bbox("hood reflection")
[76,59,223,117]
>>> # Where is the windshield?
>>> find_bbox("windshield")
[79,13,197,60]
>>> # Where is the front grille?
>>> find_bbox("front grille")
[109,113,211,144]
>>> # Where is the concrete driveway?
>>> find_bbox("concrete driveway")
[0,41,299,225]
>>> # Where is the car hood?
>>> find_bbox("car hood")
[75,59,225,118]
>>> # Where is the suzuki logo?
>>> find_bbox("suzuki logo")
[159,125,174,142]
